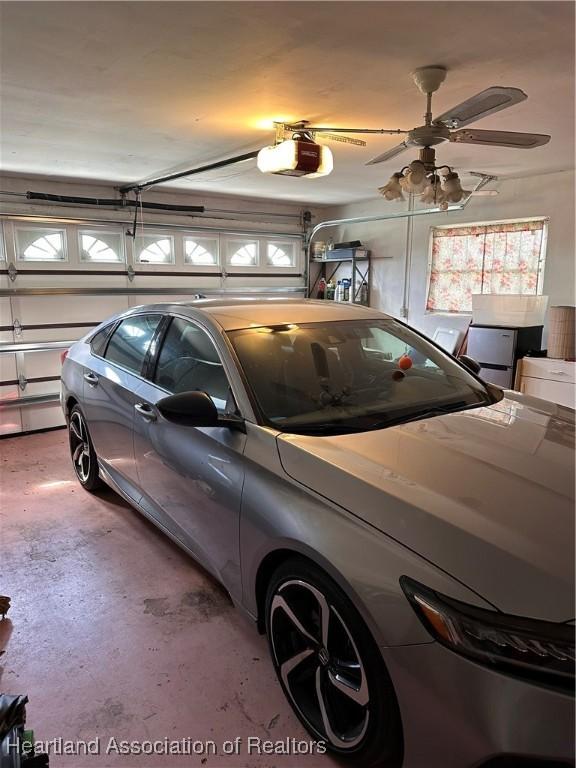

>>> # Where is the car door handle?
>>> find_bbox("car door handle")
[84,372,99,386]
[134,402,157,422]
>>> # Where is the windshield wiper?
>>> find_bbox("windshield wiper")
[277,400,487,436]
[385,400,480,428]
[280,422,370,436]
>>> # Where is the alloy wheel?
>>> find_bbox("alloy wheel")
[269,579,370,749]
[69,411,91,483]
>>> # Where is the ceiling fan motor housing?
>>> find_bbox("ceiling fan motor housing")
[408,124,451,147]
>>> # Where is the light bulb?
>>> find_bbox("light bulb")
[400,160,428,193]
[378,173,405,201]
[441,171,464,203]
[421,174,445,204]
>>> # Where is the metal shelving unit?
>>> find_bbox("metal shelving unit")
[308,249,371,305]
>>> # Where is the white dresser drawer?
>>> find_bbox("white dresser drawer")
[520,376,575,408]
[521,358,576,384]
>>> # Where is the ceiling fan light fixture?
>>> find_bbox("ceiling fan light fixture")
[399,160,429,193]
[257,137,333,177]
[378,172,405,201]
[441,170,465,202]
[421,174,446,205]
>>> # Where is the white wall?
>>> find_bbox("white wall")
[318,169,575,339]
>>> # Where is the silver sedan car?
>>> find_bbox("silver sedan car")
[61,299,575,768]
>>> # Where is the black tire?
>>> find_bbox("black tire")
[265,558,403,768]
[68,405,102,492]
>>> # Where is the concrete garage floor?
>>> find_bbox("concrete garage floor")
[0,430,337,768]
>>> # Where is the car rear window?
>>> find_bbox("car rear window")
[104,314,162,375]
[90,324,115,357]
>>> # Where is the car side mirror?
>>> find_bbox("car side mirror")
[157,391,245,431]
[458,354,481,375]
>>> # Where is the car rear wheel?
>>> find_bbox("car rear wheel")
[265,558,403,768]
[68,406,102,492]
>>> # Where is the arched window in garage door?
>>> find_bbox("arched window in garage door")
[16,227,66,261]
[267,242,296,267]
[80,231,124,262]
[184,236,219,266]
[228,241,258,266]
[136,235,175,264]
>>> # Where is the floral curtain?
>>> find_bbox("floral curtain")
[426,219,547,313]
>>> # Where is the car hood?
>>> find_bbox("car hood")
[277,393,575,621]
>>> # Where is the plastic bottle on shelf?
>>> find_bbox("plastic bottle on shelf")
[317,277,327,300]
[326,280,336,300]
[342,278,351,302]
[348,279,356,303]
[334,280,343,302]
[360,281,369,306]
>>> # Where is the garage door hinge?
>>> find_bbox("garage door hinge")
[127,265,135,282]
[13,319,22,336]
[7,262,17,282]
[18,374,27,391]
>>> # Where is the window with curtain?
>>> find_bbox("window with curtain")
[426,218,548,313]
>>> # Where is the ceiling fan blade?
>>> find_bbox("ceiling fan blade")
[450,129,550,148]
[366,141,411,165]
[435,87,527,128]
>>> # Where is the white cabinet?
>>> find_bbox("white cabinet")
[518,358,575,408]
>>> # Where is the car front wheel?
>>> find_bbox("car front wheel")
[265,558,403,768]
[68,406,102,492]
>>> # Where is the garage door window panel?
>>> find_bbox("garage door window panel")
[136,234,175,264]
[267,241,296,267]
[226,239,259,267]
[104,315,162,375]
[184,236,219,266]
[80,230,125,263]
[15,226,67,262]
[154,317,230,411]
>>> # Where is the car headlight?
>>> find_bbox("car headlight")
[401,576,575,692]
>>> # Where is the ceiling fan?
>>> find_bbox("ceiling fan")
[365,66,550,165]
[277,65,550,165]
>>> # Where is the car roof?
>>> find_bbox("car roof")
[128,298,387,331]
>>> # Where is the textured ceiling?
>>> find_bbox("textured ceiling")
[1,1,574,204]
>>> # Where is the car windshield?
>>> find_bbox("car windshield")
[228,319,493,434]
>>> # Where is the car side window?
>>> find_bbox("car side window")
[154,317,231,411]
[90,324,115,357]
[104,314,162,376]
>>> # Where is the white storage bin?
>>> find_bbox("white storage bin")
[472,294,548,327]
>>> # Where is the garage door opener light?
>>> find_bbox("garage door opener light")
[257,132,333,178]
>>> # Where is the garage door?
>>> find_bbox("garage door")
[0,216,305,435]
